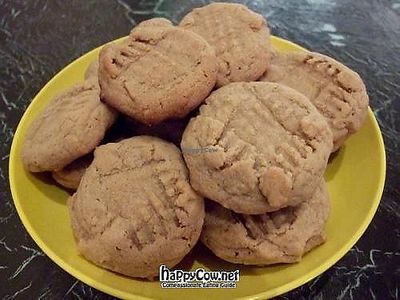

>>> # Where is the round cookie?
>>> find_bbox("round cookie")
[68,136,205,278]
[201,180,330,265]
[260,51,369,151]
[180,3,272,87]
[181,82,333,214]
[84,59,99,79]
[52,153,93,190]
[98,18,218,125]
[22,79,117,172]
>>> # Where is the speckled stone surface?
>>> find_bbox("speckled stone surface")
[0,0,399,299]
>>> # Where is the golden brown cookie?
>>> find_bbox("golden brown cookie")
[22,79,117,172]
[52,154,93,190]
[260,51,369,151]
[180,3,272,87]
[201,180,330,265]
[181,82,332,214]
[68,136,205,278]
[98,18,218,125]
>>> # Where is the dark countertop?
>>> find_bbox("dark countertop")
[0,0,399,299]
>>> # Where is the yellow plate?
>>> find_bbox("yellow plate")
[9,36,386,299]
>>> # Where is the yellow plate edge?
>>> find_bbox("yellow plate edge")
[8,35,387,300]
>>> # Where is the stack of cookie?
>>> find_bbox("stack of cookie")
[21,3,369,279]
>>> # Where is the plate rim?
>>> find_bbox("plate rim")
[9,35,386,300]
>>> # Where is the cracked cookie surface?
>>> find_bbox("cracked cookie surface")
[181,82,332,214]
[201,180,330,265]
[180,3,272,87]
[22,79,117,172]
[98,18,218,125]
[52,153,93,190]
[260,51,369,151]
[68,136,205,278]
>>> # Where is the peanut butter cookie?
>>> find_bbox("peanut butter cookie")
[98,18,218,125]
[201,180,330,265]
[181,82,332,214]
[261,51,369,151]
[68,136,205,278]
[22,79,116,172]
[180,3,272,87]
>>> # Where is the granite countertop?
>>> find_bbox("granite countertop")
[0,0,399,299]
